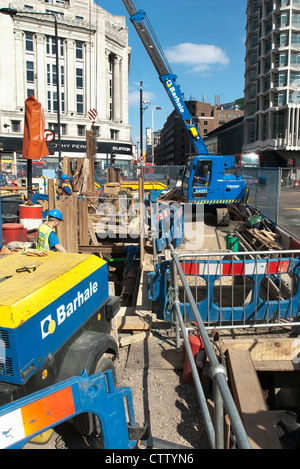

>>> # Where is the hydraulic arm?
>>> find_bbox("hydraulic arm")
[122,0,208,155]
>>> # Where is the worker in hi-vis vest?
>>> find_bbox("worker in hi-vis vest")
[61,173,74,195]
[36,209,67,252]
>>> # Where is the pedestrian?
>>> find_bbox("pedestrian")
[61,173,74,195]
[36,209,67,252]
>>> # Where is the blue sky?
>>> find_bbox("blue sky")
[96,0,247,146]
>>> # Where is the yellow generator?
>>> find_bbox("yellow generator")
[0,251,119,435]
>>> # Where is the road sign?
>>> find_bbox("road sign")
[88,108,97,121]
[44,130,55,142]
[289,159,294,166]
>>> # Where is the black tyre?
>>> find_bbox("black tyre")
[73,356,116,437]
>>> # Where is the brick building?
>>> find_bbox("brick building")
[155,100,243,165]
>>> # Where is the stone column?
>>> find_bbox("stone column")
[35,33,47,105]
[113,55,121,122]
[65,38,76,114]
[14,30,25,108]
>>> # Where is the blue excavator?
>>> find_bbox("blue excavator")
[122,0,248,225]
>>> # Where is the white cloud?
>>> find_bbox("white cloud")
[166,43,230,73]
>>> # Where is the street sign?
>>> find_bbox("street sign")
[44,129,55,142]
[88,108,97,121]
[289,159,294,166]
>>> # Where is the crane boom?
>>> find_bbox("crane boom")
[122,0,208,154]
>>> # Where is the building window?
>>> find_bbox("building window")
[26,61,34,83]
[262,113,269,140]
[77,125,85,136]
[248,119,256,143]
[291,33,300,45]
[60,65,64,87]
[274,91,286,106]
[291,53,300,65]
[276,33,288,48]
[49,122,67,136]
[76,68,83,88]
[76,41,83,60]
[25,33,34,52]
[110,129,119,140]
[76,94,83,114]
[46,35,65,114]
[265,19,272,35]
[292,13,300,27]
[290,71,300,85]
[11,121,21,132]
[277,13,289,28]
[93,126,100,137]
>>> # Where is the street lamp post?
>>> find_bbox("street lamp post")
[0,7,62,177]
[151,106,161,164]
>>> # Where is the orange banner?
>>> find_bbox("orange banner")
[22,95,49,160]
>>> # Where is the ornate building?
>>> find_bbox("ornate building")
[0,0,133,173]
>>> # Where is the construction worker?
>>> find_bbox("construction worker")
[194,164,211,186]
[61,173,74,195]
[36,209,67,253]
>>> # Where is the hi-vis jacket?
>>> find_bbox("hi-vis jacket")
[36,223,55,251]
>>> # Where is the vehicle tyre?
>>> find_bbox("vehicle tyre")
[73,356,116,437]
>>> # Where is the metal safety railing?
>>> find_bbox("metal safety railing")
[174,249,300,330]
[169,245,251,449]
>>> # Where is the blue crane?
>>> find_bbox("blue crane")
[122,0,248,225]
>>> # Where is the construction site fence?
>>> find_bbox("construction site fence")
[164,249,300,331]
[94,164,184,188]
[232,166,300,228]
[168,245,251,449]
[150,201,184,254]
[0,369,139,449]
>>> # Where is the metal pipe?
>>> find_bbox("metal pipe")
[174,301,215,448]
[170,244,252,449]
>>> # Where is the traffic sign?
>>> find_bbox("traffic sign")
[88,108,97,121]
[289,159,294,166]
[44,129,55,142]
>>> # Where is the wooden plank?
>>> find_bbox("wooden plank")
[80,158,90,194]
[220,337,299,362]
[119,331,152,347]
[254,360,300,372]
[47,178,56,211]
[226,349,281,449]
[88,219,99,246]
[117,314,152,331]
[56,194,78,253]
[86,130,95,193]
[78,197,89,245]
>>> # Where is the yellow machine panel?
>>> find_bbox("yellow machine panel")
[0,251,107,329]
